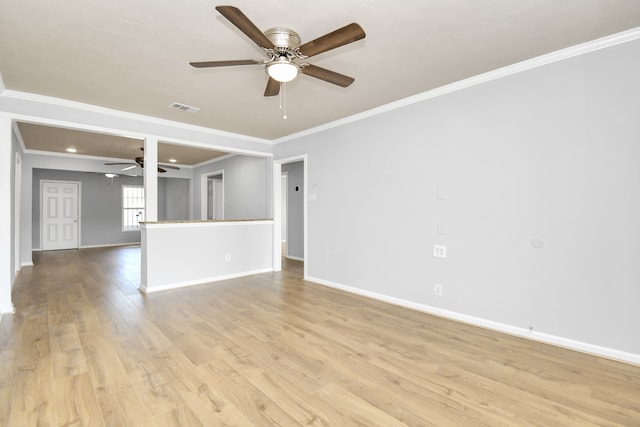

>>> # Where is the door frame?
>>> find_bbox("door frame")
[273,155,307,279]
[200,169,224,220]
[40,180,81,251]
[14,151,21,275]
[280,171,288,247]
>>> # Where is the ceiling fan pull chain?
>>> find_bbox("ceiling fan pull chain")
[283,82,288,119]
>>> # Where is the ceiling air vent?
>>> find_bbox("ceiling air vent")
[169,102,200,113]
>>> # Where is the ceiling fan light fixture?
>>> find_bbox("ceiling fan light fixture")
[267,57,298,83]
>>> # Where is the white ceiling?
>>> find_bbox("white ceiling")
[2,0,640,150]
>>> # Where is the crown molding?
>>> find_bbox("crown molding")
[273,26,640,145]
[24,148,145,164]
[4,27,640,147]
[192,153,238,169]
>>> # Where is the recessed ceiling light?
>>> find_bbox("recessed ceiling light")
[66,147,77,153]
[169,159,177,163]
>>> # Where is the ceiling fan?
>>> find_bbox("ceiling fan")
[189,5,366,97]
[104,148,180,173]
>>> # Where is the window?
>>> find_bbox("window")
[122,185,145,230]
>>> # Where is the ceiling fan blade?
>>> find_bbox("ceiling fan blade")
[215,6,274,50]
[298,23,365,58]
[264,77,280,97]
[190,59,264,68]
[301,64,355,87]
[158,167,167,173]
[121,165,138,171]
[158,164,180,170]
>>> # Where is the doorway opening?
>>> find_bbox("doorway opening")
[201,170,224,220]
[273,155,307,279]
[280,172,288,253]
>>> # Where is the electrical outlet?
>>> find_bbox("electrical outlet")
[433,245,447,258]
[434,283,443,297]
[225,253,231,262]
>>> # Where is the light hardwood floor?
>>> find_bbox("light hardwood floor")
[1,246,639,426]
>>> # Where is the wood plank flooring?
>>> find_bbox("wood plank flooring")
[2,246,639,426]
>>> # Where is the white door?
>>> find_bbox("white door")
[42,181,79,250]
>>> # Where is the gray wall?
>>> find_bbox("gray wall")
[32,170,190,248]
[194,155,272,220]
[158,177,190,221]
[282,161,304,259]
[32,169,144,248]
[274,38,640,356]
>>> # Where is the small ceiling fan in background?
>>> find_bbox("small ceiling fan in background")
[104,148,180,173]
[189,6,366,98]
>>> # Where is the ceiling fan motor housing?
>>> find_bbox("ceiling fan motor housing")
[265,27,301,57]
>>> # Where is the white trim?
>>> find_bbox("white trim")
[80,242,140,249]
[143,137,158,222]
[285,255,304,262]
[281,171,288,246]
[1,89,271,145]
[272,163,282,272]
[0,73,5,92]
[26,149,140,163]
[142,220,273,230]
[140,268,273,294]
[273,26,640,145]
[192,153,236,169]
[14,151,22,276]
[20,262,34,267]
[11,122,26,152]
[306,276,640,367]
[25,148,196,169]
[0,306,15,316]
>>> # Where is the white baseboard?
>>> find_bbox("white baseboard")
[285,255,304,262]
[34,243,140,252]
[20,262,34,267]
[140,268,274,294]
[306,276,640,366]
[0,304,15,316]
[80,242,141,249]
